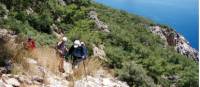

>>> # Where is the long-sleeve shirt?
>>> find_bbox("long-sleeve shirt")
[66,45,87,58]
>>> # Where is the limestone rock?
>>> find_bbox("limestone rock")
[63,61,73,74]
[50,24,64,39]
[75,76,129,87]
[89,11,110,32]
[149,26,198,61]
[32,76,44,84]
[4,78,20,87]
[0,29,17,42]
[27,58,38,64]
[0,67,7,74]
[75,68,128,87]
[26,8,34,15]
[45,74,69,87]
[92,44,107,61]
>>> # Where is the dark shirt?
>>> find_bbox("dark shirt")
[67,45,87,58]
[57,41,66,52]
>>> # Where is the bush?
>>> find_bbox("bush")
[0,4,8,17]
[0,0,198,87]
[117,61,156,87]
[28,13,53,34]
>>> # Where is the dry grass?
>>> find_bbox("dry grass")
[3,42,31,74]
[4,40,61,76]
[72,57,103,80]
[3,40,105,87]
[30,47,61,74]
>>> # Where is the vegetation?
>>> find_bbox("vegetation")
[0,0,198,87]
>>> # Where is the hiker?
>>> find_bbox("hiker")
[56,37,68,73]
[66,40,88,68]
[25,37,36,51]
[57,37,68,57]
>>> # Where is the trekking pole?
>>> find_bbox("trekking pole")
[82,59,87,81]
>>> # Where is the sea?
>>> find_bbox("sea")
[95,0,199,49]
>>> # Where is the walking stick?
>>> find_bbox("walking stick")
[82,59,87,81]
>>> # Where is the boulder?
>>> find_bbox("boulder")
[63,61,73,74]
[4,78,20,87]
[92,44,107,61]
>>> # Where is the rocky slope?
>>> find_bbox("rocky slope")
[0,29,129,87]
[149,26,198,62]
[0,59,129,87]
[0,0,198,86]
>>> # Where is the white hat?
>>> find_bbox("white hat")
[74,40,81,48]
[62,37,67,41]
[81,42,85,45]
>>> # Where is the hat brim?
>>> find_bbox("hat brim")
[74,45,79,48]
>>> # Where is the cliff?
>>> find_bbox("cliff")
[150,26,198,61]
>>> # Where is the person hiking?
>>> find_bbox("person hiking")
[57,37,68,56]
[25,37,36,51]
[56,37,68,73]
[66,40,88,69]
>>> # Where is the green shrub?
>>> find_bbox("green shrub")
[28,13,53,34]
[0,1,198,87]
[118,61,156,87]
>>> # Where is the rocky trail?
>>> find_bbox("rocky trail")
[0,29,129,87]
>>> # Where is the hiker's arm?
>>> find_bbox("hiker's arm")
[64,47,72,59]
[57,41,62,46]
[81,46,87,59]
[66,46,73,57]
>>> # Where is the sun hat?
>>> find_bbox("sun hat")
[62,37,67,41]
[74,40,81,48]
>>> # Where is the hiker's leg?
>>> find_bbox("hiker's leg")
[75,58,83,68]
[61,58,64,72]
[72,57,77,69]
[59,58,65,73]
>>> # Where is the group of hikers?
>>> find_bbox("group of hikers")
[24,36,88,73]
[56,37,88,72]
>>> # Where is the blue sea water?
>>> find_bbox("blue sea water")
[95,0,199,49]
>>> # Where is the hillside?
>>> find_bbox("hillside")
[0,0,198,87]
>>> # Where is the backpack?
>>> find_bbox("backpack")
[81,45,88,57]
